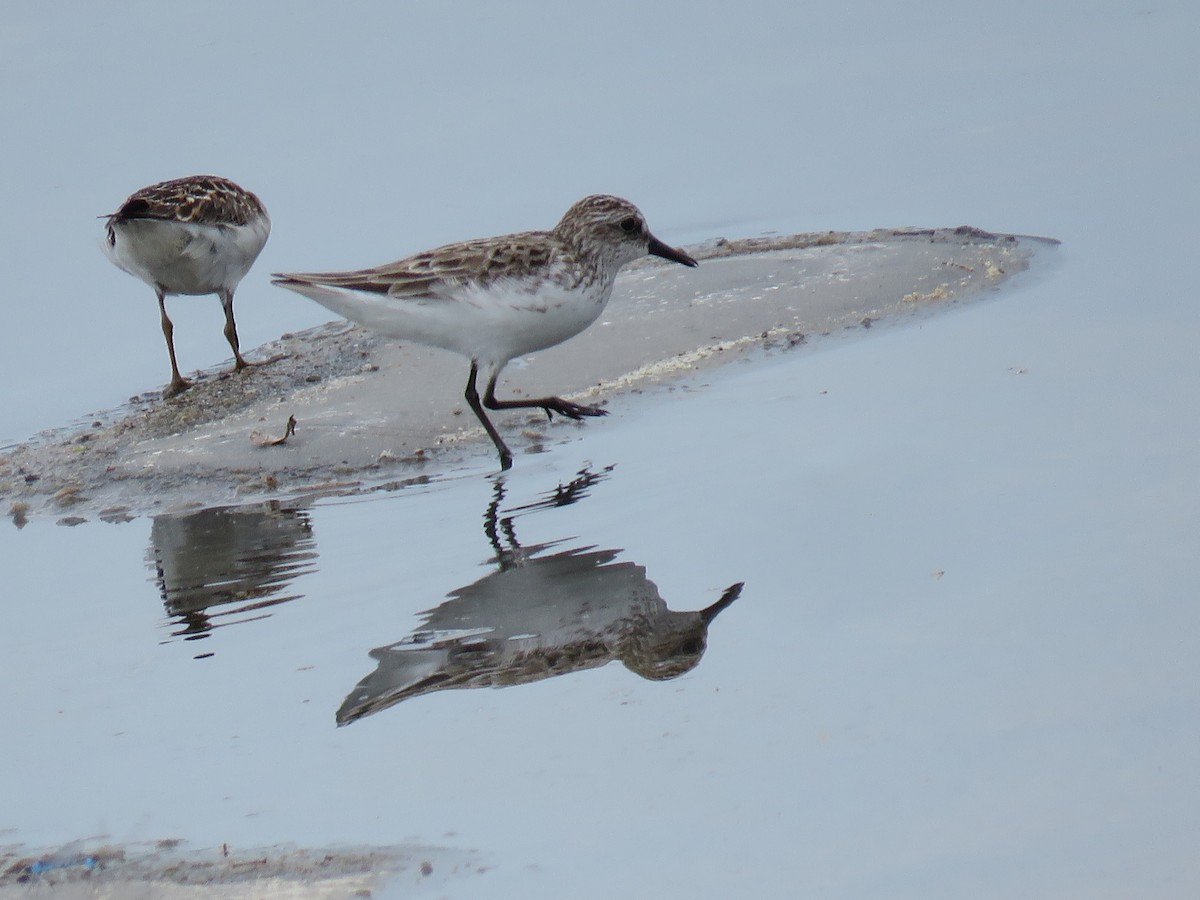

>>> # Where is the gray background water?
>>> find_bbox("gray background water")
[2,2,1198,897]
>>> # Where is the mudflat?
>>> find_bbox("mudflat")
[0,227,1053,523]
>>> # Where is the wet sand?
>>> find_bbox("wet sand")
[0,227,1052,524]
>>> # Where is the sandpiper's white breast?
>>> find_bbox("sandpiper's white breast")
[446,273,615,364]
[279,269,613,369]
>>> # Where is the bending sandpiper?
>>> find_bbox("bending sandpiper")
[102,175,270,397]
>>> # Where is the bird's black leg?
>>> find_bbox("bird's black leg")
[482,374,606,422]
[465,363,514,470]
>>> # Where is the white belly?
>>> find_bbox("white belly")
[105,217,270,296]
[282,277,614,369]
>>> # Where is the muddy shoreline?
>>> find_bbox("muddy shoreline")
[0,227,1053,524]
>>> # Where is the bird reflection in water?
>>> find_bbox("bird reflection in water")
[148,502,317,656]
[337,468,743,725]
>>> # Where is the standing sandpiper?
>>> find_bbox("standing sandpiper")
[102,175,271,397]
[272,194,697,469]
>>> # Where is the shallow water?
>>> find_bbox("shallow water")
[7,258,1200,897]
[3,1,1200,897]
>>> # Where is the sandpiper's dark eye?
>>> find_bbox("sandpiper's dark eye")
[619,216,639,234]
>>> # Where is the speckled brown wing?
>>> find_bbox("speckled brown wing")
[109,175,266,227]
[275,231,571,298]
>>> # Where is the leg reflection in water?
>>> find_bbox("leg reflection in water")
[149,502,317,655]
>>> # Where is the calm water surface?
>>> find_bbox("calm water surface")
[2,1,1199,896]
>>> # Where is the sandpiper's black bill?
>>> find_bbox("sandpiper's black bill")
[701,582,744,624]
[648,235,698,268]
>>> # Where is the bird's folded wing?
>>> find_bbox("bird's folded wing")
[273,231,562,300]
